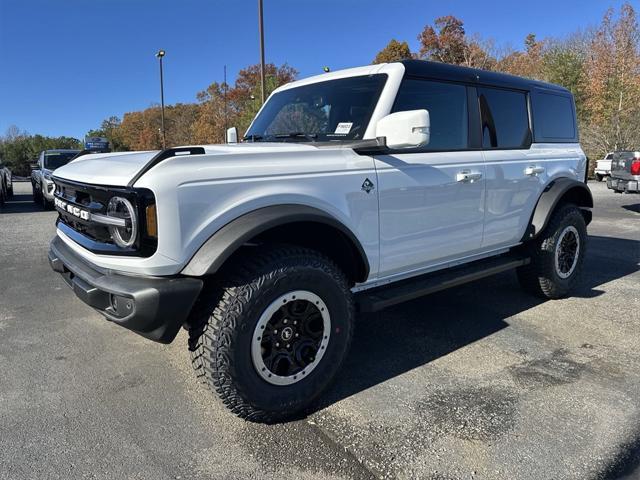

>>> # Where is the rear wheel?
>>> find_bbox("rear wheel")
[595,173,603,182]
[517,203,587,299]
[188,245,354,422]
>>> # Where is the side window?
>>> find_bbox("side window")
[478,87,530,149]
[532,91,576,141]
[392,79,468,150]
[606,154,613,160]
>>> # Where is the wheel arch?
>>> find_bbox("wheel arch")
[181,204,370,284]
[523,177,593,241]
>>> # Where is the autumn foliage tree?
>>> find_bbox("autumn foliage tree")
[372,39,412,64]
[416,16,495,69]
[118,103,200,150]
[582,3,640,154]
[497,34,545,79]
[418,16,467,64]
[228,63,298,135]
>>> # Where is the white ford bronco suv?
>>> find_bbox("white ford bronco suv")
[48,60,592,422]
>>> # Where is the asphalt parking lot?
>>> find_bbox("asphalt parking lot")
[0,180,638,480]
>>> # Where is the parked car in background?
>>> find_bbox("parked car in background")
[594,152,614,181]
[0,155,13,201]
[32,149,80,209]
[0,171,6,207]
[607,151,640,193]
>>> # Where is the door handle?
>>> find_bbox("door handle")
[456,170,483,183]
[524,165,545,176]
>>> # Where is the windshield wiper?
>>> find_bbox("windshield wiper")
[242,134,264,142]
[274,132,318,142]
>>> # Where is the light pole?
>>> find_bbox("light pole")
[156,49,166,149]
[258,0,266,104]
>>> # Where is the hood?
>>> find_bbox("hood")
[52,143,319,187]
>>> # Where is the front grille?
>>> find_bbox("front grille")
[53,178,157,257]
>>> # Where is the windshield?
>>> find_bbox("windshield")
[44,151,78,170]
[245,74,388,142]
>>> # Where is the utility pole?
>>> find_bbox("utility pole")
[224,65,228,134]
[258,0,266,104]
[156,49,166,149]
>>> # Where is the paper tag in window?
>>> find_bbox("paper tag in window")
[334,122,353,134]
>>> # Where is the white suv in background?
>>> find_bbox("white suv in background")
[48,60,592,422]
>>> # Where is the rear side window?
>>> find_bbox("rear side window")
[392,79,468,150]
[478,87,530,149]
[532,91,576,142]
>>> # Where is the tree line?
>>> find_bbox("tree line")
[1,3,637,176]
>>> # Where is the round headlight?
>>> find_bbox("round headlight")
[107,196,137,248]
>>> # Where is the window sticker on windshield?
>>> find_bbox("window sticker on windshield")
[334,122,353,135]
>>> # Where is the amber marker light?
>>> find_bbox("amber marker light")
[146,204,158,238]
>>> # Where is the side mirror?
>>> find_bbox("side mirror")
[226,127,238,144]
[375,109,430,149]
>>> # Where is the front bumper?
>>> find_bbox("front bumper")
[607,177,640,192]
[48,236,203,343]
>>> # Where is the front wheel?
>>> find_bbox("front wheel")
[517,203,587,299]
[188,245,354,422]
[32,184,41,204]
[41,186,52,210]
[595,173,604,182]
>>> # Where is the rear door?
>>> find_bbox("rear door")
[375,78,485,278]
[479,87,544,249]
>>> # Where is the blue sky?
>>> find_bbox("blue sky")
[0,0,636,140]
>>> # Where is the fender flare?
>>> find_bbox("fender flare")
[524,177,593,241]
[181,204,370,279]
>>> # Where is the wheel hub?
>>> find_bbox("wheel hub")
[280,326,294,342]
[555,225,580,279]
[251,290,331,386]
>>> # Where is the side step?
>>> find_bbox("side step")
[356,253,530,313]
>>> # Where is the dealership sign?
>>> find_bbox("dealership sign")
[85,136,110,151]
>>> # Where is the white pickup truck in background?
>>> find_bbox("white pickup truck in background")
[594,152,614,181]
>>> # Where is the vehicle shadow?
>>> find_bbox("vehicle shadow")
[0,189,45,214]
[622,203,640,214]
[311,234,639,414]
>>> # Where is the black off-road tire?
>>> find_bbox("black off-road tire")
[32,184,41,204]
[595,173,604,182]
[517,203,587,299]
[187,245,354,423]
[41,186,52,210]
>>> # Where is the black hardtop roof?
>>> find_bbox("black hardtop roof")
[399,59,571,94]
